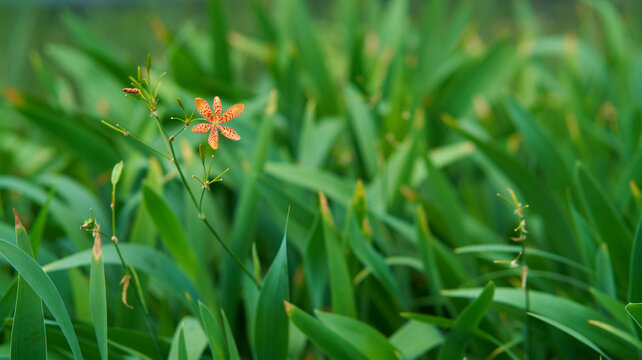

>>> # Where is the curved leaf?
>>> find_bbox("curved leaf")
[0,238,82,359]
[438,281,495,360]
[255,217,290,360]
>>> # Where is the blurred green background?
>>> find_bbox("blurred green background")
[1,0,642,359]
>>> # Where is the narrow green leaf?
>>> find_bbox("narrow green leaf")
[454,244,592,274]
[590,288,631,328]
[29,185,56,258]
[255,215,290,360]
[178,327,188,360]
[576,163,632,289]
[199,301,227,360]
[416,205,444,300]
[221,311,241,360]
[284,302,366,360]
[438,281,495,360]
[444,287,636,358]
[90,231,108,360]
[596,243,616,297]
[303,216,327,309]
[529,313,611,359]
[344,85,378,178]
[629,216,642,302]
[315,310,399,360]
[347,212,401,304]
[626,303,642,329]
[11,211,46,360]
[389,320,443,359]
[0,238,82,359]
[0,278,17,332]
[588,320,642,349]
[320,193,356,317]
[168,317,207,360]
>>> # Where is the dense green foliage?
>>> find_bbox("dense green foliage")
[2,0,642,358]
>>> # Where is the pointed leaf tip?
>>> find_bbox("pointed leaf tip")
[92,230,102,260]
[12,209,24,230]
[318,192,333,225]
[284,300,293,315]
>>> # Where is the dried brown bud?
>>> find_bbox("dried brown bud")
[120,275,134,309]
[122,88,140,94]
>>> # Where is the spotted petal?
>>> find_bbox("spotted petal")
[212,96,223,117]
[191,123,212,134]
[218,125,241,140]
[195,97,215,122]
[208,128,219,149]
[219,104,244,124]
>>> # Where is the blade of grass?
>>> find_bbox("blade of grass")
[198,301,227,360]
[0,238,82,359]
[389,320,443,359]
[90,230,108,360]
[314,310,399,360]
[444,287,636,358]
[11,210,46,360]
[438,281,495,360]
[528,313,611,359]
[255,213,290,360]
[576,163,632,290]
[168,317,207,360]
[320,193,356,317]
[221,310,241,360]
[284,302,367,360]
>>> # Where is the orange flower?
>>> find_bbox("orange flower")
[191,97,243,150]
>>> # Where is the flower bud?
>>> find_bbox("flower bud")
[137,66,142,82]
[111,160,124,186]
[199,144,205,165]
[146,53,151,71]
[122,88,139,94]
[176,97,185,109]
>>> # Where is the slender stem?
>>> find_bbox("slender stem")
[111,186,116,239]
[152,116,172,157]
[169,125,188,140]
[101,120,170,160]
[155,115,260,289]
[109,182,162,359]
[198,188,206,213]
[521,231,530,360]
[111,241,163,359]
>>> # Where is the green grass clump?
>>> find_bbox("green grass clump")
[1,0,642,358]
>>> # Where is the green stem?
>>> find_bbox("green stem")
[101,120,170,160]
[155,115,261,289]
[521,237,530,360]
[111,241,162,359]
[152,116,172,157]
[199,188,206,213]
[109,182,162,359]
[111,186,116,239]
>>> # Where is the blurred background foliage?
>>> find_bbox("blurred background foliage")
[1,0,642,359]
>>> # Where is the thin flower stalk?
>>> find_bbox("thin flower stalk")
[498,188,530,360]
